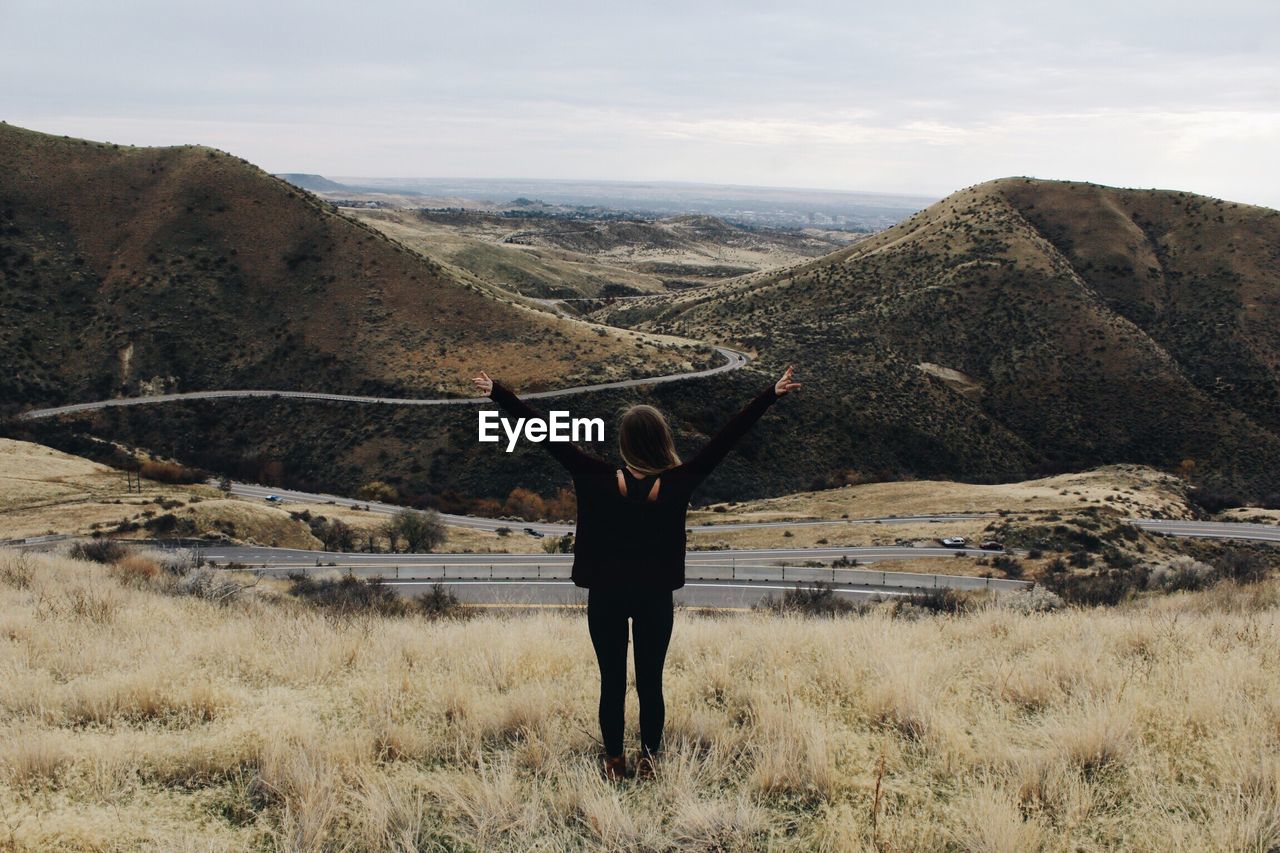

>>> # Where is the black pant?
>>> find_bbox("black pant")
[586,585,674,758]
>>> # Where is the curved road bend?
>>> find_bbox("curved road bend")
[18,346,751,420]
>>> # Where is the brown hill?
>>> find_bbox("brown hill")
[0,123,705,408]
[600,178,1280,504]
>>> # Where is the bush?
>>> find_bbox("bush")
[416,583,461,618]
[992,554,1023,578]
[1147,556,1215,592]
[757,582,856,617]
[69,539,129,564]
[111,554,162,587]
[393,508,447,553]
[287,573,410,617]
[904,588,977,615]
[998,585,1063,613]
[1044,569,1142,607]
[138,460,204,485]
[177,568,252,604]
[1214,549,1267,584]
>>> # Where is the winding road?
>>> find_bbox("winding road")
[18,346,751,420]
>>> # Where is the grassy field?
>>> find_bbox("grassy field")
[1,548,1278,850]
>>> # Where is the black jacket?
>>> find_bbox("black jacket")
[488,381,779,590]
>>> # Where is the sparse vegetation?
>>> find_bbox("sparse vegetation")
[1,548,1277,848]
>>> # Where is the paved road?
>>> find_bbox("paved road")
[1131,519,1280,543]
[18,346,750,420]
[225,480,995,536]
[375,578,914,609]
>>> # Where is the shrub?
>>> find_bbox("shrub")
[992,554,1023,578]
[138,460,204,485]
[287,573,409,617]
[998,585,1063,613]
[1044,569,1142,607]
[757,582,856,617]
[904,588,978,615]
[0,552,34,588]
[416,583,462,618]
[111,554,162,587]
[69,539,129,564]
[1213,549,1267,584]
[178,568,253,604]
[1147,556,1215,592]
[393,508,446,553]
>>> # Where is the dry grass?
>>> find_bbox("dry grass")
[1,548,1277,850]
[0,438,220,540]
[688,465,1192,528]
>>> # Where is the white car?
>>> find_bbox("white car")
[939,536,967,548]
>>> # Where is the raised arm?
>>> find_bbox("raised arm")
[682,366,801,483]
[472,371,604,475]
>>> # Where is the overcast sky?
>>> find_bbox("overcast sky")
[4,0,1278,205]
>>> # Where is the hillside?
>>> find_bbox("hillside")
[601,179,1280,504]
[0,123,707,409]
[348,208,857,298]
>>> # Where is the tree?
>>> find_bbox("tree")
[395,508,446,553]
[357,480,399,503]
[318,519,355,552]
[379,518,404,554]
[503,487,546,521]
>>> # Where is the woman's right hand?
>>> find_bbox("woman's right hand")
[471,371,494,395]
[774,365,802,396]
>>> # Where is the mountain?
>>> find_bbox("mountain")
[276,173,351,192]
[600,178,1280,504]
[0,123,707,408]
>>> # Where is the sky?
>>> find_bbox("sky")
[3,0,1279,206]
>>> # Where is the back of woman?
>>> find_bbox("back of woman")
[472,365,801,781]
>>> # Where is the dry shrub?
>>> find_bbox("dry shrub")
[138,459,203,485]
[0,550,34,588]
[110,553,162,588]
[68,538,130,564]
[949,786,1047,852]
[1,731,71,787]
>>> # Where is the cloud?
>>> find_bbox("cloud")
[2,0,1277,205]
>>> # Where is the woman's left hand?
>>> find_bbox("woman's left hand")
[774,365,802,396]
[471,371,494,395]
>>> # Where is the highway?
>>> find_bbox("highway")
[195,542,1032,608]
[1131,519,1280,543]
[18,346,750,420]
[372,579,915,609]
[224,481,995,535]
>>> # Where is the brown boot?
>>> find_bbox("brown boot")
[634,750,659,781]
[602,754,628,782]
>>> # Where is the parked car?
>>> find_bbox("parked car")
[939,536,967,548]
[979,540,1005,551]
[523,527,545,538]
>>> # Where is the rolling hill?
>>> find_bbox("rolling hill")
[600,178,1280,504]
[0,123,708,409]
[345,208,857,298]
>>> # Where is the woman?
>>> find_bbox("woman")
[471,366,801,781]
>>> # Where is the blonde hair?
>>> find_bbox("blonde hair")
[618,404,681,476]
